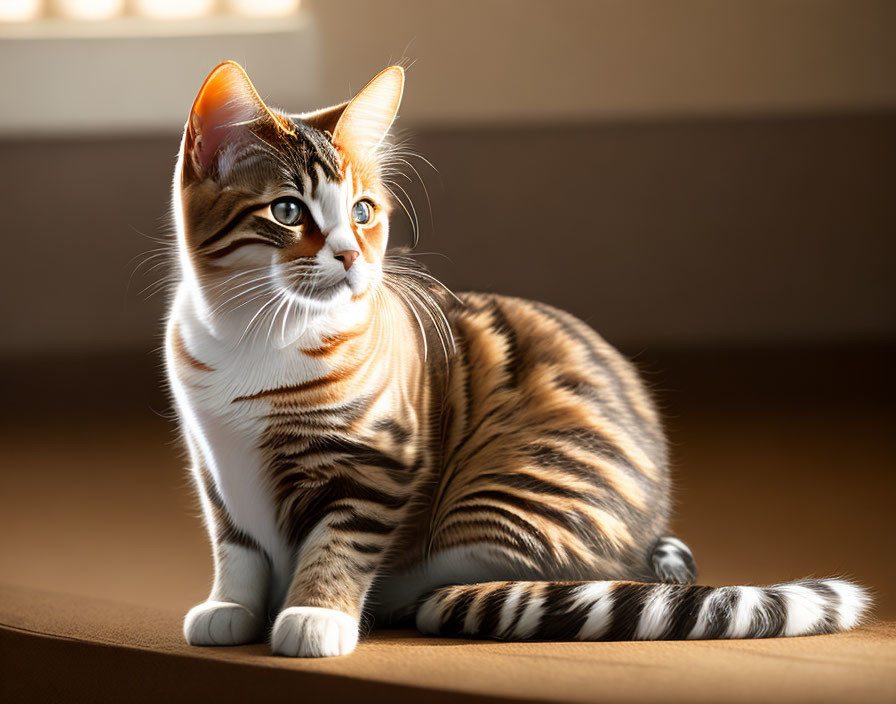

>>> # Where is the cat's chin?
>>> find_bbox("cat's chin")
[294,280,352,307]
[292,277,373,312]
[273,284,363,349]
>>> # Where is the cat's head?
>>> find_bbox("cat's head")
[174,61,404,333]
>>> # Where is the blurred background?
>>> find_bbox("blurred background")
[0,1,894,619]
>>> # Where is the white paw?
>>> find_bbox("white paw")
[271,606,358,657]
[183,600,263,646]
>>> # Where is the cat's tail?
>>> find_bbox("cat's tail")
[415,578,870,641]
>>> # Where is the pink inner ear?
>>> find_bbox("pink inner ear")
[188,63,268,176]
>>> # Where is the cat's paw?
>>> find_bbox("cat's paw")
[183,600,264,646]
[270,606,358,657]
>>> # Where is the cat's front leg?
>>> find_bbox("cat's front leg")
[183,462,271,646]
[185,541,270,646]
[271,514,395,657]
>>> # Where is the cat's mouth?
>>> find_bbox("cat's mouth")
[309,267,370,300]
[279,262,368,307]
[312,279,349,298]
[277,264,352,306]
[288,277,352,307]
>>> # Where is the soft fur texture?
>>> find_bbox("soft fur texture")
[165,62,870,657]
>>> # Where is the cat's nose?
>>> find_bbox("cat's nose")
[334,249,360,271]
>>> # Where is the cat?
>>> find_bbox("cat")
[165,61,870,657]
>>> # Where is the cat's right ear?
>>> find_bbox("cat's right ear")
[183,61,289,181]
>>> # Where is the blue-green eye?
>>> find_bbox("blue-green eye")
[352,199,373,225]
[271,197,303,226]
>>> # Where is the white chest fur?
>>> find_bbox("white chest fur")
[165,285,336,596]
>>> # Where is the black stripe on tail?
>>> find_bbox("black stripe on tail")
[415,578,869,641]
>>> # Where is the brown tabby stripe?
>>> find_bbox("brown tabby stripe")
[301,323,372,357]
[204,237,278,260]
[261,395,377,430]
[528,301,663,446]
[435,519,548,564]
[373,418,412,445]
[194,463,262,553]
[441,504,555,557]
[232,372,344,403]
[170,325,214,373]
[197,202,265,250]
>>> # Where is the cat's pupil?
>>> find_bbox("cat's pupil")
[271,198,302,226]
[352,200,372,225]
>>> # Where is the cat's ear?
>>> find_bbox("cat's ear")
[184,61,289,180]
[331,66,405,162]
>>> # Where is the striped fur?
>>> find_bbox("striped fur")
[166,63,870,657]
[415,579,870,641]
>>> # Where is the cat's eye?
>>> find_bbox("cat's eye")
[271,197,303,226]
[352,199,374,225]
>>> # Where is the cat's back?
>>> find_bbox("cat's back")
[444,291,665,447]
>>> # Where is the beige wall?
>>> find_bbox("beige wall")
[0,113,892,355]
[312,0,896,124]
[1,1,894,135]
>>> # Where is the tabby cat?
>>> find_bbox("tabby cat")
[165,62,869,657]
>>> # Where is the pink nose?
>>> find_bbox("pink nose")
[334,250,360,271]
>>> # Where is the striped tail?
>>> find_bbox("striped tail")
[415,579,870,641]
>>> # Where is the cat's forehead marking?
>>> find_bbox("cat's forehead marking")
[286,119,341,188]
[301,163,353,236]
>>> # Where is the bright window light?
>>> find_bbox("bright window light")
[134,0,214,20]
[228,0,299,18]
[0,0,42,22]
[0,0,303,32]
[55,0,124,21]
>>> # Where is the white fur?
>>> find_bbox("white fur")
[462,596,482,635]
[825,579,871,630]
[687,587,729,639]
[514,591,546,639]
[271,607,359,657]
[687,589,713,640]
[777,584,827,636]
[209,543,270,614]
[727,586,762,638]
[168,302,296,606]
[496,584,526,639]
[574,582,614,640]
[659,537,689,553]
[634,585,672,640]
[184,600,264,646]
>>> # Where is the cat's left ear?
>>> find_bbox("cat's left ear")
[184,61,291,180]
[329,66,405,162]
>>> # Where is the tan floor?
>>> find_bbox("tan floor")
[2,584,894,704]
